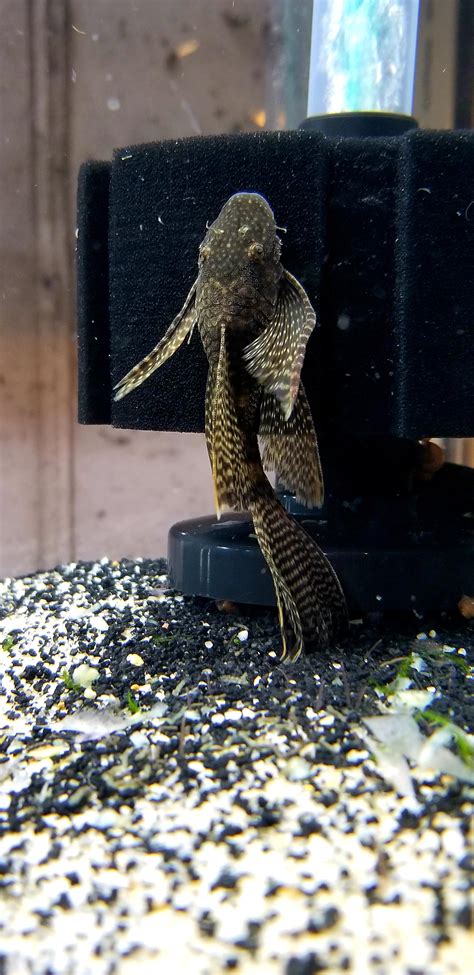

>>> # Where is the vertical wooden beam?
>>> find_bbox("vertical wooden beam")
[30,0,75,569]
[0,0,74,576]
[0,1,40,576]
[414,0,459,129]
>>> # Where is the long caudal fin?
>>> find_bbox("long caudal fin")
[250,492,347,661]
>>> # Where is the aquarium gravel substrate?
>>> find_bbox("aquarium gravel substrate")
[0,557,472,975]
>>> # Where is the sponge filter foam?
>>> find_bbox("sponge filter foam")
[77,129,474,438]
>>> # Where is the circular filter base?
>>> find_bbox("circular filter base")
[168,511,473,616]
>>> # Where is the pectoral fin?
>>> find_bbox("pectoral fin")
[259,381,324,507]
[113,281,197,401]
[242,268,316,421]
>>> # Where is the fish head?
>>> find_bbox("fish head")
[198,192,281,284]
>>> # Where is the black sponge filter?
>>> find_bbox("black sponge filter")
[77,129,474,438]
[394,130,474,437]
[108,131,329,433]
[77,161,111,425]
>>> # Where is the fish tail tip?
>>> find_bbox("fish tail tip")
[288,643,302,664]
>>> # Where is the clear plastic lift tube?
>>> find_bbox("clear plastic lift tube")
[307,0,420,117]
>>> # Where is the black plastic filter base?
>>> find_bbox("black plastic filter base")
[167,509,473,618]
[168,513,275,607]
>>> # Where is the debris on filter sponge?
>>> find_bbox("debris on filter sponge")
[0,557,472,975]
[458,594,474,619]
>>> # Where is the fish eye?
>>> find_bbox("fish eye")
[238,224,250,236]
[248,241,264,260]
[199,244,211,262]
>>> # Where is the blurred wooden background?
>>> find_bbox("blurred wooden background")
[0,0,274,577]
[0,0,472,578]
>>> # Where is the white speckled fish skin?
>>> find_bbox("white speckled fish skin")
[114,192,347,660]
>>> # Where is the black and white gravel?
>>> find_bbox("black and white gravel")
[0,557,473,975]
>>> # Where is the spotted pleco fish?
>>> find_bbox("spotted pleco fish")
[114,193,347,660]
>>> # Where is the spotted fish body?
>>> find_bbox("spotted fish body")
[114,193,347,660]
